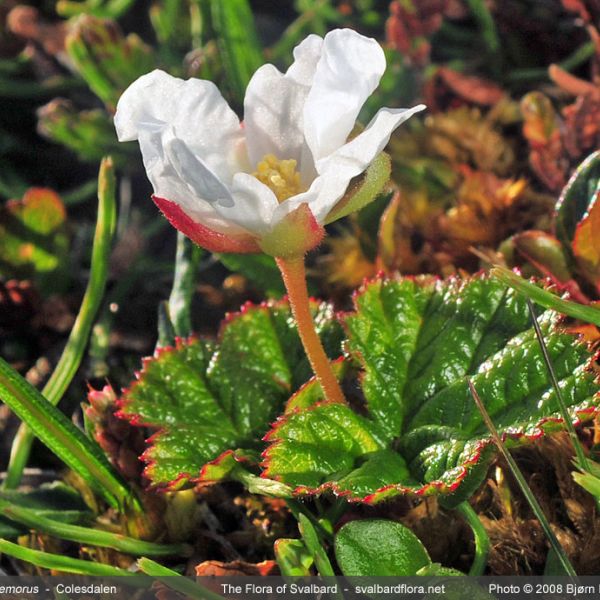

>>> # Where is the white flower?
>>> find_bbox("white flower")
[114,28,424,256]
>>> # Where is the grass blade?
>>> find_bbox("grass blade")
[491,266,600,327]
[137,558,224,600]
[0,500,190,557]
[467,378,577,577]
[526,299,590,471]
[4,157,118,490]
[0,538,131,576]
[209,0,264,105]
[454,501,490,576]
[168,232,202,337]
[0,358,135,510]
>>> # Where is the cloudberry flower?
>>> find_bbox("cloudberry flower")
[115,28,424,257]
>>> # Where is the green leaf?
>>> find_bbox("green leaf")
[491,267,600,327]
[137,558,222,600]
[572,190,600,287]
[425,579,494,600]
[274,539,313,576]
[37,99,130,165]
[0,497,191,557]
[263,275,600,503]
[334,519,431,576]
[65,16,155,108]
[544,547,572,576]
[0,188,68,294]
[297,514,337,581]
[57,0,136,19]
[168,233,203,337]
[511,231,572,283]
[118,299,343,489]
[4,157,118,491]
[0,538,131,576]
[572,469,600,498]
[555,150,600,251]
[417,564,464,576]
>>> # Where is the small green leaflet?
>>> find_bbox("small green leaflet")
[263,275,599,504]
[117,299,343,489]
[334,519,431,576]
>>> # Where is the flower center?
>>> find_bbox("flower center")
[253,154,304,202]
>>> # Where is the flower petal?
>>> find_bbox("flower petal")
[303,29,386,163]
[286,34,323,86]
[137,126,243,235]
[115,69,247,183]
[317,105,427,177]
[153,196,261,254]
[243,35,322,177]
[215,173,279,236]
[243,65,304,167]
[275,105,425,225]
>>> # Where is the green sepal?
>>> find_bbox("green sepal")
[325,153,391,225]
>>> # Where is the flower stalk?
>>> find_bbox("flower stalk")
[276,256,345,405]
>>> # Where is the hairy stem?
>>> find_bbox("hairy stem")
[276,256,345,405]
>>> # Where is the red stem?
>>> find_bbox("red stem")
[276,256,346,405]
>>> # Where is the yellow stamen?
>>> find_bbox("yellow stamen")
[253,154,304,202]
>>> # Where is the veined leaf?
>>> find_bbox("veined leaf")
[262,275,599,504]
[117,299,343,489]
[334,519,431,576]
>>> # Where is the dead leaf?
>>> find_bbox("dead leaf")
[195,559,278,577]
[573,190,600,288]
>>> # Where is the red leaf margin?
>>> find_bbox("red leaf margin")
[260,272,600,504]
[260,402,600,505]
[114,297,339,491]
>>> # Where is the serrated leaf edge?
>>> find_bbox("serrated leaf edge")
[260,401,599,504]
[261,272,600,504]
[115,297,335,490]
